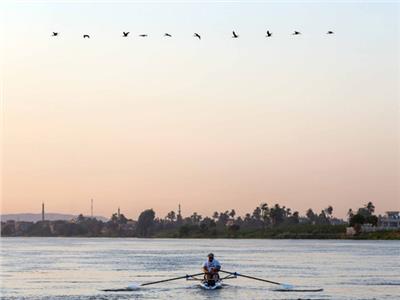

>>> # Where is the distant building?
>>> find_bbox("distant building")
[346,227,356,236]
[298,217,309,224]
[50,220,69,235]
[378,211,400,230]
[226,219,235,227]
[1,220,16,235]
[330,218,346,225]
[15,221,34,234]
[120,220,136,234]
[361,223,377,233]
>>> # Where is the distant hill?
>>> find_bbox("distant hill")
[1,213,108,222]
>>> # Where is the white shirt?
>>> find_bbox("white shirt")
[203,259,221,272]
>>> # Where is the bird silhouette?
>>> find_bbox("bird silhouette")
[327,31,334,34]
[164,33,172,37]
[194,33,201,40]
[83,34,90,38]
[292,31,301,35]
[266,30,272,37]
[52,32,58,37]
[232,31,239,38]
[123,32,129,37]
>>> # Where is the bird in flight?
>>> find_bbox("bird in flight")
[266,30,272,37]
[292,31,301,35]
[52,32,58,37]
[164,33,172,37]
[123,32,129,37]
[83,34,90,38]
[139,34,148,37]
[232,31,239,38]
[327,31,334,34]
[194,33,201,40]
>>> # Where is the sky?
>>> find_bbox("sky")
[1,1,399,219]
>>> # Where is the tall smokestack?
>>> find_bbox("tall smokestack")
[42,202,45,221]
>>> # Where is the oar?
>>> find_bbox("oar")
[220,270,294,290]
[140,272,204,286]
[103,272,205,291]
[220,270,324,292]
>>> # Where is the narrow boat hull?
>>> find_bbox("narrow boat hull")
[200,280,222,290]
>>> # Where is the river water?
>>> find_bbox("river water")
[1,238,399,299]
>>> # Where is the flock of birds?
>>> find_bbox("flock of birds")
[51,30,334,39]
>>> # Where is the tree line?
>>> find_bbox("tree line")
[136,203,342,237]
[2,202,380,238]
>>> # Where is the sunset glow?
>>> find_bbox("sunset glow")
[2,2,399,219]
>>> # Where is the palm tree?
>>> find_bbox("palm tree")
[347,208,354,218]
[190,212,202,225]
[291,211,300,224]
[166,211,176,223]
[306,208,316,224]
[212,211,219,220]
[325,206,333,218]
[252,207,261,221]
[365,202,375,214]
[218,211,230,225]
[285,207,292,217]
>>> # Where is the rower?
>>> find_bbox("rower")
[202,253,221,285]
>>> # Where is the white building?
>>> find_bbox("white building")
[378,211,400,230]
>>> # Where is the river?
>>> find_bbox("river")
[1,238,399,299]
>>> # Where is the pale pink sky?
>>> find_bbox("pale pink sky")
[1,2,399,219]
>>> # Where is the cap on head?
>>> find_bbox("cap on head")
[207,253,214,258]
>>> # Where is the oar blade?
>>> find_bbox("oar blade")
[221,270,323,292]
[102,283,141,292]
[127,283,141,290]
[279,283,294,290]
[272,285,324,292]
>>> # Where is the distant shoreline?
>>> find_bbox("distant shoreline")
[2,236,399,240]
[3,204,399,240]
[2,230,399,240]
[0,213,108,223]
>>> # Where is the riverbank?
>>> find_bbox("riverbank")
[2,232,398,239]
[154,225,400,239]
[352,230,400,240]
[3,221,399,239]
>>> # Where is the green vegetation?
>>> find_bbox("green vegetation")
[153,224,348,239]
[2,201,398,239]
[352,230,400,240]
[348,201,379,233]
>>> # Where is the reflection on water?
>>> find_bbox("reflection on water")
[1,238,399,299]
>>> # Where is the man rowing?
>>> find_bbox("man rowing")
[202,253,221,285]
